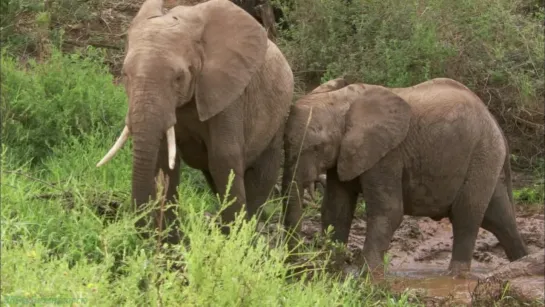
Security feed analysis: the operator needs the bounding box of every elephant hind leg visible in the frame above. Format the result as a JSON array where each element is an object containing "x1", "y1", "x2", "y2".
[
  {"x1": 448, "y1": 156, "x2": 502, "y2": 276},
  {"x1": 244, "y1": 130, "x2": 283, "y2": 219},
  {"x1": 481, "y1": 181, "x2": 529, "y2": 261}
]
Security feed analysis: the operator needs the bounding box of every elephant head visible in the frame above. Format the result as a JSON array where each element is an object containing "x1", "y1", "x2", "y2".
[
  {"x1": 282, "y1": 79, "x2": 412, "y2": 230},
  {"x1": 96, "y1": 0, "x2": 268, "y2": 211}
]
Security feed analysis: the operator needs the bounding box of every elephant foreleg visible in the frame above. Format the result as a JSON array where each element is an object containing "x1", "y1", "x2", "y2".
[
  {"x1": 205, "y1": 105, "x2": 248, "y2": 232},
  {"x1": 154, "y1": 137, "x2": 182, "y2": 245},
  {"x1": 202, "y1": 170, "x2": 218, "y2": 194},
  {"x1": 244, "y1": 131, "x2": 283, "y2": 219},
  {"x1": 321, "y1": 168, "x2": 359, "y2": 244},
  {"x1": 360, "y1": 156, "x2": 404, "y2": 275},
  {"x1": 208, "y1": 152, "x2": 246, "y2": 233}
]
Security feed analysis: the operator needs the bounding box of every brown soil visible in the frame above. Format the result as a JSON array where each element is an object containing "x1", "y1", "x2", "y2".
[
  {"x1": 472, "y1": 249, "x2": 545, "y2": 306},
  {"x1": 296, "y1": 210, "x2": 544, "y2": 305}
]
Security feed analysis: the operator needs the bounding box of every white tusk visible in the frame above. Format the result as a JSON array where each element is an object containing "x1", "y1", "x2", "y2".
[
  {"x1": 318, "y1": 174, "x2": 327, "y2": 186},
  {"x1": 166, "y1": 126, "x2": 176, "y2": 170},
  {"x1": 308, "y1": 182, "x2": 316, "y2": 202},
  {"x1": 96, "y1": 126, "x2": 130, "y2": 167}
]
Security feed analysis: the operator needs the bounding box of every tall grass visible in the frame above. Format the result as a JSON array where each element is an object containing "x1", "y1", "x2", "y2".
[
  {"x1": 1, "y1": 47, "x2": 419, "y2": 306},
  {"x1": 1, "y1": 47, "x2": 127, "y2": 166}
]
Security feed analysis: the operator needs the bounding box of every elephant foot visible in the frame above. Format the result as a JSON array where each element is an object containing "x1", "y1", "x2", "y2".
[
  {"x1": 342, "y1": 263, "x2": 387, "y2": 282},
  {"x1": 342, "y1": 264, "x2": 363, "y2": 278},
  {"x1": 444, "y1": 261, "x2": 480, "y2": 279}
]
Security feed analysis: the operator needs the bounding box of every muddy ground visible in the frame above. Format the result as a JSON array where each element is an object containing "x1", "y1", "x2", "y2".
[{"x1": 294, "y1": 210, "x2": 544, "y2": 305}]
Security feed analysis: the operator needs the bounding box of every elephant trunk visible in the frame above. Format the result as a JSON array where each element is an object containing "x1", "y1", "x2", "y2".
[
  {"x1": 128, "y1": 92, "x2": 176, "y2": 208},
  {"x1": 96, "y1": 89, "x2": 178, "y2": 234},
  {"x1": 130, "y1": 124, "x2": 162, "y2": 212},
  {"x1": 281, "y1": 163, "x2": 305, "y2": 234}
]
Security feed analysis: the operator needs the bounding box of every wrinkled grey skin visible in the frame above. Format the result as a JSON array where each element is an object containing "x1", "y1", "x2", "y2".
[
  {"x1": 282, "y1": 77, "x2": 528, "y2": 276},
  {"x1": 98, "y1": 0, "x2": 293, "y2": 243}
]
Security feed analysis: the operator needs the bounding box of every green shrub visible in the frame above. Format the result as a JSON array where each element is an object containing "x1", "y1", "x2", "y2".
[
  {"x1": 1, "y1": 46, "x2": 127, "y2": 166},
  {"x1": 276, "y1": 0, "x2": 454, "y2": 87},
  {"x1": 1, "y1": 151, "x2": 418, "y2": 306}
]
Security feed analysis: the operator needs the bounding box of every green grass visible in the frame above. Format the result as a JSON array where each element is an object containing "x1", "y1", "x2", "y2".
[
  {"x1": 1, "y1": 47, "x2": 127, "y2": 166},
  {"x1": 0, "y1": 150, "x2": 417, "y2": 306},
  {"x1": 1, "y1": 47, "x2": 420, "y2": 306}
]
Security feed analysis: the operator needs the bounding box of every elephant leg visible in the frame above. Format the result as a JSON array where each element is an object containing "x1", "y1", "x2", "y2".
[
  {"x1": 202, "y1": 170, "x2": 218, "y2": 194},
  {"x1": 481, "y1": 181, "x2": 528, "y2": 261},
  {"x1": 448, "y1": 160, "x2": 500, "y2": 276},
  {"x1": 360, "y1": 156, "x2": 404, "y2": 274},
  {"x1": 154, "y1": 137, "x2": 182, "y2": 245},
  {"x1": 321, "y1": 168, "x2": 359, "y2": 244},
  {"x1": 244, "y1": 131, "x2": 283, "y2": 218},
  {"x1": 206, "y1": 117, "x2": 247, "y2": 233},
  {"x1": 208, "y1": 153, "x2": 246, "y2": 232}
]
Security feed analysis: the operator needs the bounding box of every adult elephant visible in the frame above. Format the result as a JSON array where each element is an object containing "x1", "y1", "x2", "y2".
[
  {"x1": 97, "y1": 0, "x2": 294, "y2": 244},
  {"x1": 281, "y1": 77, "x2": 528, "y2": 277}
]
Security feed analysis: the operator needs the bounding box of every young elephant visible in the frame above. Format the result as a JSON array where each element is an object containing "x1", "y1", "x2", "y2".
[{"x1": 281, "y1": 77, "x2": 528, "y2": 276}]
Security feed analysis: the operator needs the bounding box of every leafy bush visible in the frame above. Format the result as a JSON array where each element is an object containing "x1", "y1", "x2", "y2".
[
  {"x1": 1, "y1": 148, "x2": 418, "y2": 306},
  {"x1": 1, "y1": 46, "x2": 127, "y2": 166}
]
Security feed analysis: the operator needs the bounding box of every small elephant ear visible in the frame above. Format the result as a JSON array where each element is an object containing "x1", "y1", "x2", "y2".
[
  {"x1": 309, "y1": 77, "x2": 350, "y2": 95},
  {"x1": 337, "y1": 86, "x2": 412, "y2": 181},
  {"x1": 195, "y1": 0, "x2": 268, "y2": 121}
]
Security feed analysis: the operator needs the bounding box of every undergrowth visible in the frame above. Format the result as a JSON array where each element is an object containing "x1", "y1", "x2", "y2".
[
  {"x1": 1, "y1": 47, "x2": 126, "y2": 166},
  {"x1": 1, "y1": 48, "x2": 418, "y2": 306}
]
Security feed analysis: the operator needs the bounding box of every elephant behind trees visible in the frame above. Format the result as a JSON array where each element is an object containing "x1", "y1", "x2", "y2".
[
  {"x1": 96, "y1": 0, "x2": 294, "y2": 244},
  {"x1": 281, "y1": 77, "x2": 528, "y2": 277}
]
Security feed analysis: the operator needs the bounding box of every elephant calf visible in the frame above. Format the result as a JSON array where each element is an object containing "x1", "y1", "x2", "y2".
[{"x1": 281, "y1": 77, "x2": 528, "y2": 276}]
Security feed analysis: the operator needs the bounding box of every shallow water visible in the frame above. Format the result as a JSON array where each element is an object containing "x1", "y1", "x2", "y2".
[
  {"x1": 386, "y1": 268, "x2": 480, "y2": 302},
  {"x1": 298, "y1": 213, "x2": 545, "y2": 303}
]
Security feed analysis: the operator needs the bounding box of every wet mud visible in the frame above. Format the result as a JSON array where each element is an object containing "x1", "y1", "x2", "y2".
[{"x1": 298, "y1": 212, "x2": 545, "y2": 305}]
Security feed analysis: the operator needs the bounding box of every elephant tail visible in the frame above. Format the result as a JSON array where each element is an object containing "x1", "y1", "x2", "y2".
[{"x1": 502, "y1": 134, "x2": 515, "y2": 206}]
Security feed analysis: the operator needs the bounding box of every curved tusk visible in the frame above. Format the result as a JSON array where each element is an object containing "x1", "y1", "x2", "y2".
[
  {"x1": 166, "y1": 126, "x2": 176, "y2": 170},
  {"x1": 308, "y1": 182, "x2": 316, "y2": 202},
  {"x1": 96, "y1": 126, "x2": 130, "y2": 167},
  {"x1": 318, "y1": 174, "x2": 327, "y2": 186}
]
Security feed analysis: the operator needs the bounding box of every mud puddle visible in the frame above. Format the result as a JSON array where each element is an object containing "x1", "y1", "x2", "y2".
[{"x1": 299, "y1": 212, "x2": 545, "y2": 304}]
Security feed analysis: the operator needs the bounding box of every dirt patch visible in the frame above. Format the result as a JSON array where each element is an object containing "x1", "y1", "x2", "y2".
[
  {"x1": 472, "y1": 250, "x2": 545, "y2": 306},
  {"x1": 297, "y1": 211, "x2": 545, "y2": 305}
]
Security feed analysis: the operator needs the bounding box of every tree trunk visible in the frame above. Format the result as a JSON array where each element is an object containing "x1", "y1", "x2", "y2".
[
  {"x1": 254, "y1": 0, "x2": 278, "y2": 41},
  {"x1": 173, "y1": 0, "x2": 280, "y2": 41}
]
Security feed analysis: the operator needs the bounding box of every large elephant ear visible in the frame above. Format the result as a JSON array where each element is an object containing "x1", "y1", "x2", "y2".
[
  {"x1": 195, "y1": 0, "x2": 268, "y2": 121},
  {"x1": 337, "y1": 86, "x2": 412, "y2": 181}
]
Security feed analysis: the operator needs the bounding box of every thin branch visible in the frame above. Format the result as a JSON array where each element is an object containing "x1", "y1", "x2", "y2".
[
  {"x1": 2, "y1": 170, "x2": 64, "y2": 191},
  {"x1": 63, "y1": 39, "x2": 123, "y2": 50}
]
